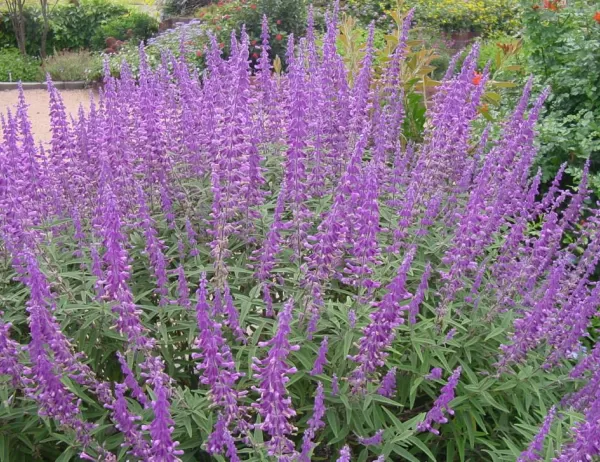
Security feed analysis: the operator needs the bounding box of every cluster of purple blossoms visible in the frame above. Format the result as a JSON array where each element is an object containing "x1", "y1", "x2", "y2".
[
  {"x1": 0, "y1": 0, "x2": 600, "y2": 459},
  {"x1": 417, "y1": 367, "x2": 462, "y2": 435},
  {"x1": 251, "y1": 299, "x2": 300, "y2": 460}
]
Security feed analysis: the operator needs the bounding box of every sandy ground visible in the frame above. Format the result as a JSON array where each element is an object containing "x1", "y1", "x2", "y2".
[{"x1": 0, "y1": 89, "x2": 98, "y2": 142}]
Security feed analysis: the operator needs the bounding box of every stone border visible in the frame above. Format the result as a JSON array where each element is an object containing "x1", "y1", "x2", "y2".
[{"x1": 0, "y1": 81, "x2": 93, "y2": 91}]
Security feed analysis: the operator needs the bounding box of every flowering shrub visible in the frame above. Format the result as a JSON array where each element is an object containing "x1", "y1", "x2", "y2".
[
  {"x1": 2, "y1": 4, "x2": 600, "y2": 462},
  {"x1": 522, "y1": 0, "x2": 600, "y2": 195},
  {"x1": 345, "y1": 0, "x2": 521, "y2": 35}
]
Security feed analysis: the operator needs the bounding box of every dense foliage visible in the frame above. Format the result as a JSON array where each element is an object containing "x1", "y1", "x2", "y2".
[
  {"x1": 0, "y1": 47, "x2": 41, "y2": 81},
  {"x1": 2, "y1": 4, "x2": 600, "y2": 462},
  {"x1": 344, "y1": 0, "x2": 521, "y2": 35},
  {"x1": 0, "y1": 0, "x2": 157, "y2": 56},
  {"x1": 42, "y1": 50, "x2": 103, "y2": 82},
  {"x1": 522, "y1": 0, "x2": 600, "y2": 195},
  {"x1": 91, "y1": 11, "x2": 159, "y2": 50}
]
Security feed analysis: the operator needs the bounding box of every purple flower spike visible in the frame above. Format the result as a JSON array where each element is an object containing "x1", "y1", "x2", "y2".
[
  {"x1": 251, "y1": 299, "x2": 299, "y2": 460},
  {"x1": 311, "y1": 336, "x2": 329, "y2": 376},
  {"x1": 207, "y1": 413, "x2": 241, "y2": 462},
  {"x1": 332, "y1": 374, "x2": 340, "y2": 396},
  {"x1": 357, "y1": 429, "x2": 384, "y2": 446},
  {"x1": 300, "y1": 382, "x2": 326, "y2": 462},
  {"x1": 0, "y1": 316, "x2": 22, "y2": 386},
  {"x1": 426, "y1": 367, "x2": 443, "y2": 381},
  {"x1": 141, "y1": 357, "x2": 183, "y2": 462},
  {"x1": 417, "y1": 367, "x2": 462, "y2": 435},
  {"x1": 518, "y1": 406, "x2": 556, "y2": 462},
  {"x1": 337, "y1": 445, "x2": 351, "y2": 462},
  {"x1": 378, "y1": 367, "x2": 397, "y2": 398},
  {"x1": 223, "y1": 282, "x2": 246, "y2": 343}
]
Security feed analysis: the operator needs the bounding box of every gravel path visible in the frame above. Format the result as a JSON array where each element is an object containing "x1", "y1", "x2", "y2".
[{"x1": 0, "y1": 89, "x2": 97, "y2": 142}]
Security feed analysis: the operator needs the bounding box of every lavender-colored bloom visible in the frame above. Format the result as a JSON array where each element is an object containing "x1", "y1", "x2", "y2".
[
  {"x1": 408, "y1": 263, "x2": 431, "y2": 325},
  {"x1": 426, "y1": 367, "x2": 443, "y2": 381},
  {"x1": 518, "y1": 406, "x2": 556, "y2": 462},
  {"x1": 300, "y1": 382, "x2": 326, "y2": 462},
  {"x1": 358, "y1": 429, "x2": 384, "y2": 446},
  {"x1": 97, "y1": 183, "x2": 153, "y2": 350},
  {"x1": 175, "y1": 265, "x2": 191, "y2": 308},
  {"x1": 206, "y1": 413, "x2": 241, "y2": 462},
  {"x1": 417, "y1": 367, "x2": 462, "y2": 435},
  {"x1": 378, "y1": 367, "x2": 397, "y2": 397},
  {"x1": 192, "y1": 274, "x2": 246, "y2": 427},
  {"x1": 311, "y1": 336, "x2": 329, "y2": 376},
  {"x1": 137, "y1": 187, "x2": 169, "y2": 305},
  {"x1": 0, "y1": 316, "x2": 22, "y2": 386},
  {"x1": 348, "y1": 309, "x2": 357, "y2": 328},
  {"x1": 141, "y1": 356, "x2": 183, "y2": 462},
  {"x1": 223, "y1": 283, "x2": 246, "y2": 343},
  {"x1": 332, "y1": 374, "x2": 340, "y2": 396},
  {"x1": 349, "y1": 248, "x2": 415, "y2": 391},
  {"x1": 116, "y1": 351, "x2": 149, "y2": 408},
  {"x1": 251, "y1": 299, "x2": 299, "y2": 460},
  {"x1": 104, "y1": 383, "x2": 151, "y2": 459},
  {"x1": 337, "y1": 445, "x2": 352, "y2": 462}
]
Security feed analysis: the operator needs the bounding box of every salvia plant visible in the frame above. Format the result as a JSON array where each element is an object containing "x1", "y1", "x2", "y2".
[{"x1": 0, "y1": 2, "x2": 599, "y2": 461}]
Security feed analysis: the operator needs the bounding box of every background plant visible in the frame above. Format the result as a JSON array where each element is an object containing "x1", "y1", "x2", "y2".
[
  {"x1": 42, "y1": 49, "x2": 103, "y2": 81},
  {"x1": 344, "y1": 0, "x2": 521, "y2": 36},
  {"x1": 91, "y1": 11, "x2": 159, "y2": 50},
  {"x1": 522, "y1": 0, "x2": 600, "y2": 195},
  {"x1": 0, "y1": 46, "x2": 41, "y2": 80}
]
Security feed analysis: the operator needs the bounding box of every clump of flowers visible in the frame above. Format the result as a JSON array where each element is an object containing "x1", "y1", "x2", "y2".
[{"x1": 0, "y1": 2, "x2": 599, "y2": 461}]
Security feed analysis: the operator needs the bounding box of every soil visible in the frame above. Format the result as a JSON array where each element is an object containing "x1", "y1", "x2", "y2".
[{"x1": 0, "y1": 89, "x2": 97, "y2": 142}]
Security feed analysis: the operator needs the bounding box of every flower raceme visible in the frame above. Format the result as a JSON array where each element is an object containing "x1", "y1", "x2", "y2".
[{"x1": 0, "y1": 2, "x2": 599, "y2": 460}]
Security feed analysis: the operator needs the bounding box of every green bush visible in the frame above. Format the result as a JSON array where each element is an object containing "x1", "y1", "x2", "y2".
[
  {"x1": 345, "y1": 0, "x2": 521, "y2": 35},
  {"x1": 92, "y1": 12, "x2": 159, "y2": 50},
  {"x1": 0, "y1": 47, "x2": 42, "y2": 81},
  {"x1": 522, "y1": 0, "x2": 600, "y2": 194},
  {"x1": 1, "y1": 0, "x2": 159, "y2": 57},
  {"x1": 0, "y1": 7, "x2": 54, "y2": 56},
  {"x1": 51, "y1": 0, "x2": 130, "y2": 51},
  {"x1": 42, "y1": 50, "x2": 103, "y2": 82},
  {"x1": 194, "y1": 0, "x2": 309, "y2": 65}
]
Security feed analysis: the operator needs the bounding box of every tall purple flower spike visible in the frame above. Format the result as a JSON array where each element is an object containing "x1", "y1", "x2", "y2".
[
  {"x1": 251, "y1": 299, "x2": 299, "y2": 460},
  {"x1": 417, "y1": 366, "x2": 462, "y2": 435}
]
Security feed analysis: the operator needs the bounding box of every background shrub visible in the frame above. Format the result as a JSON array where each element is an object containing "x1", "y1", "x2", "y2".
[
  {"x1": 42, "y1": 50, "x2": 103, "y2": 81},
  {"x1": 521, "y1": 0, "x2": 600, "y2": 195},
  {"x1": 345, "y1": 0, "x2": 521, "y2": 36},
  {"x1": 0, "y1": 47, "x2": 42, "y2": 81},
  {"x1": 49, "y1": 0, "x2": 129, "y2": 51},
  {"x1": 91, "y1": 11, "x2": 159, "y2": 50},
  {"x1": 0, "y1": 0, "x2": 156, "y2": 56}
]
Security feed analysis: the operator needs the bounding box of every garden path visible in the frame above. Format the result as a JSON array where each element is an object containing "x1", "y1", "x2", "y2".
[{"x1": 0, "y1": 88, "x2": 97, "y2": 141}]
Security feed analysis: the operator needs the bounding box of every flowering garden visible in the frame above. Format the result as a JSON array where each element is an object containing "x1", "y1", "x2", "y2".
[{"x1": 1, "y1": 1, "x2": 600, "y2": 461}]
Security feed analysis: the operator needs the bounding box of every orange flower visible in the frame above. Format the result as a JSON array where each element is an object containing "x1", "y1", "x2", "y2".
[
  {"x1": 594, "y1": 11, "x2": 600, "y2": 23},
  {"x1": 250, "y1": 3, "x2": 257, "y2": 9},
  {"x1": 472, "y1": 72, "x2": 483, "y2": 86},
  {"x1": 196, "y1": 50, "x2": 203, "y2": 58},
  {"x1": 543, "y1": 0, "x2": 559, "y2": 11},
  {"x1": 275, "y1": 34, "x2": 283, "y2": 41}
]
